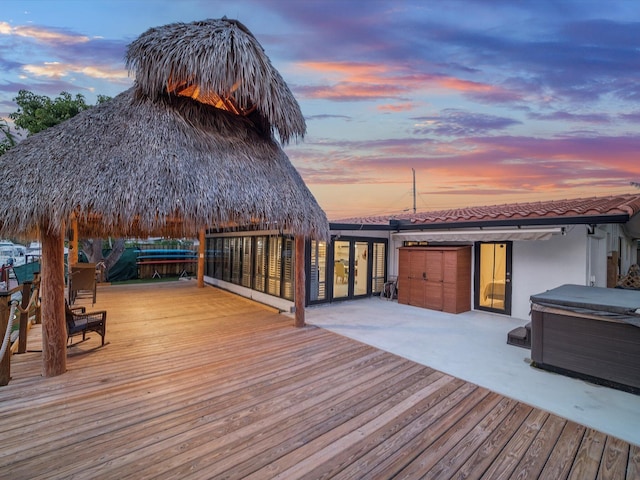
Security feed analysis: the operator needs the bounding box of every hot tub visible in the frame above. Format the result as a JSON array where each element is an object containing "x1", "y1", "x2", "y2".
[{"x1": 530, "y1": 284, "x2": 640, "y2": 394}]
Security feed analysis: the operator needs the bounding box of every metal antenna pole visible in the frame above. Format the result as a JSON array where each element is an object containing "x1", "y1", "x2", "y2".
[{"x1": 412, "y1": 168, "x2": 416, "y2": 214}]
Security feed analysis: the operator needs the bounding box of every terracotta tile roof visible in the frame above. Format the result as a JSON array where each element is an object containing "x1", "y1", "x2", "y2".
[{"x1": 331, "y1": 193, "x2": 640, "y2": 226}]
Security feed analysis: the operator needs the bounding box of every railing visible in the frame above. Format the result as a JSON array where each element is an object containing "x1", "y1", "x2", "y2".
[{"x1": 0, "y1": 273, "x2": 41, "y2": 386}]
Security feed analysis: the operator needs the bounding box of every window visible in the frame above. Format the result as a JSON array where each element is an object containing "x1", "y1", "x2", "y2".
[
  {"x1": 371, "y1": 242, "x2": 386, "y2": 294},
  {"x1": 310, "y1": 240, "x2": 327, "y2": 302},
  {"x1": 205, "y1": 237, "x2": 215, "y2": 277},
  {"x1": 230, "y1": 237, "x2": 242, "y2": 285},
  {"x1": 254, "y1": 236, "x2": 267, "y2": 292},
  {"x1": 267, "y1": 236, "x2": 282, "y2": 296},
  {"x1": 281, "y1": 237, "x2": 294, "y2": 300},
  {"x1": 208, "y1": 237, "x2": 223, "y2": 279},
  {"x1": 222, "y1": 237, "x2": 232, "y2": 282},
  {"x1": 241, "y1": 237, "x2": 253, "y2": 288}
]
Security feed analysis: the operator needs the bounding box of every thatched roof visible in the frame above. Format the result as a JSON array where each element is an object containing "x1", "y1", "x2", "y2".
[
  {"x1": 0, "y1": 18, "x2": 328, "y2": 240},
  {"x1": 126, "y1": 17, "x2": 305, "y2": 144}
]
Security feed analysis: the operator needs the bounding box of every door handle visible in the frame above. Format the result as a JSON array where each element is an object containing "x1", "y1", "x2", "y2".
[{"x1": 422, "y1": 272, "x2": 427, "y2": 280}]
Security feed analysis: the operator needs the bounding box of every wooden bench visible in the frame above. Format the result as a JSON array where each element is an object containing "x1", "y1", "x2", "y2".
[{"x1": 65, "y1": 303, "x2": 107, "y2": 346}]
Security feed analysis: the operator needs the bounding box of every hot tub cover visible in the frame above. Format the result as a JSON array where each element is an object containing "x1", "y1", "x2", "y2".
[{"x1": 530, "y1": 284, "x2": 640, "y2": 327}]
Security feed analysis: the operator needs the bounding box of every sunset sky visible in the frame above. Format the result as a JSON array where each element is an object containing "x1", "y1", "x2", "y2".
[{"x1": 1, "y1": 0, "x2": 639, "y2": 219}]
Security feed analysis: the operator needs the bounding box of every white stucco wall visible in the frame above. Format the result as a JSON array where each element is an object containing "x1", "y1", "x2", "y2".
[{"x1": 510, "y1": 226, "x2": 588, "y2": 320}]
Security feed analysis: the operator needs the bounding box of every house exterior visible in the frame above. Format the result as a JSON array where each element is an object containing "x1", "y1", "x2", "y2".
[{"x1": 204, "y1": 194, "x2": 640, "y2": 321}]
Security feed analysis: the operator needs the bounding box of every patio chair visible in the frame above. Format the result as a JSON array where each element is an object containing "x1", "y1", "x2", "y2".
[
  {"x1": 65, "y1": 301, "x2": 107, "y2": 346},
  {"x1": 68, "y1": 263, "x2": 97, "y2": 304}
]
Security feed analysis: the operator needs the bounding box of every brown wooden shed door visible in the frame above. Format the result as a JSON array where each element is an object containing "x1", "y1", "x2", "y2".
[
  {"x1": 399, "y1": 249, "x2": 420, "y2": 306},
  {"x1": 424, "y1": 250, "x2": 443, "y2": 310},
  {"x1": 399, "y1": 246, "x2": 471, "y2": 313},
  {"x1": 399, "y1": 248, "x2": 444, "y2": 309}
]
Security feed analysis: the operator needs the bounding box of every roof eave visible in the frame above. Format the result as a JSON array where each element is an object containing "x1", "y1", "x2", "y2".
[
  {"x1": 389, "y1": 214, "x2": 631, "y2": 231},
  {"x1": 329, "y1": 222, "x2": 394, "y2": 231}
]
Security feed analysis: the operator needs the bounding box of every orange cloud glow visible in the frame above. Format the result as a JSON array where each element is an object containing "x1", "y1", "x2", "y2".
[
  {"x1": 0, "y1": 22, "x2": 89, "y2": 44},
  {"x1": 23, "y1": 62, "x2": 128, "y2": 81}
]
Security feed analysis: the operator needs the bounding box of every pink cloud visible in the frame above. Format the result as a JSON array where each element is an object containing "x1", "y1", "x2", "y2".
[
  {"x1": 377, "y1": 102, "x2": 417, "y2": 112},
  {"x1": 294, "y1": 61, "x2": 508, "y2": 102}
]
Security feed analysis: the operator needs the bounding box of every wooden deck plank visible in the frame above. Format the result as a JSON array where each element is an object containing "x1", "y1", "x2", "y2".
[
  {"x1": 9, "y1": 348, "x2": 398, "y2": 479},
  {"x1": 212, "y1": 366, "x2": 438, "y2": 479},
  {"x1": 109, "y1": 357, "x2": 422, "y2": 479},
  {"x1": 162, "y1": 369, "x2": 448, "y2": 480},
  {"x1": 597, "y1": 436, "x2": 629, "y2": 480},
  {"x1": 1, "y1": 340, "x2": 376, "y2": 465},
  {"x1": 628, "y1": 445, "x2": 640, "y2": 480},
  {"x1": 252, "y1": 375, "x2": 465, "y2": 480},
  {"x1": 393, "y1": 396, "x2": 520, "y2": 478},
  {"x1": 474, "y1": 409, "x2": 549, "y2": 479},
  {"x1": 538, "y1": 420, "x2": 587, "y2": 480},
  {"x1": 420, "y1": 399, "x2": 531, "y2": 479},
  {"x1": 338, "y1": 386, "x2": 495, "y2": 479},
  {"x1": 509, "y1": 414, "x2": 567, "y2": 479},
  {"x1": 0, "y1": 282, "x2": 636, "y2": 480},
  {"x1": 568, "y1": 428, "x2": 608, "y2": 480}
]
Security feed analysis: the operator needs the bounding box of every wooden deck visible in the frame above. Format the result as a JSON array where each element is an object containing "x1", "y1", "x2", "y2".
[{"x1": 1, "y1": 281, "x2": 638, "y2": 479}]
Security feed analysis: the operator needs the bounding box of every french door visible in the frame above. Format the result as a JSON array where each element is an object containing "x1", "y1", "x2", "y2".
[
  {"x1": 332, "y1": 240, "x2": 372, "y2": 299},
  {"x1": 474, "y1": 242, "x2": 512, "y2": 315},
  {"x1": 307, "y1": 237, "x2": 387, "y2": 304}
]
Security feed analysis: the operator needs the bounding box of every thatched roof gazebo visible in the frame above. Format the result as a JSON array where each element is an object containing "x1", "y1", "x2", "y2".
[{"x1": 0, "y1": 18, "x2": 328, "y2": 377}]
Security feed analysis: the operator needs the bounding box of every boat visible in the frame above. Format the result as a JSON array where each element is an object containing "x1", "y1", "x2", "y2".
[{"x1": 0, "y1": 240, "x2": 25, "y2": 267}]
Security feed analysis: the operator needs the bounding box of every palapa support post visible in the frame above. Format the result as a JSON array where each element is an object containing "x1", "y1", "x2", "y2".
[
  {"x1": 41, "y1": 224, "x2": 67, "y2": 377},
  {"x1": 197, "y1": 228, "x2": 205, "y2": 288},
  {"x1": 294, "y1": 236, "x2": 305, "y2": 328},
  {"x1": 17, "y1": 281, "x2": 32, "y2": 354}
]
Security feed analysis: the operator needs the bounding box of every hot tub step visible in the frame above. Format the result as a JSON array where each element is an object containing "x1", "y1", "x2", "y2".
[{"x1": 507, "y1": 326, "x2": 531, "y2": 348}]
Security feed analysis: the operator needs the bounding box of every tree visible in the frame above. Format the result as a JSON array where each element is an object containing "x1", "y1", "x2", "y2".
[
  {"x1": 81, "y1": 238, "x2": 127, "y2": 282},
  {"x1": 8, "y1": 90, "x2": 125, "y2": 278},
  {"x1": 9, "y1": 90, "x2": 110, "y2": 135},
  {"x1": 0, "y1": 119, "x2": 17, "y2": 155},
  {"x1": 632, "y1": 182, "x2": 640, "y2": 189}
]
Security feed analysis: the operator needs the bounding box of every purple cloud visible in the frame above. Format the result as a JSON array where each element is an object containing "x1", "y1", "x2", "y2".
[{"x1": 412, "y1": 109, "x2": 521, "y2": 136}]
